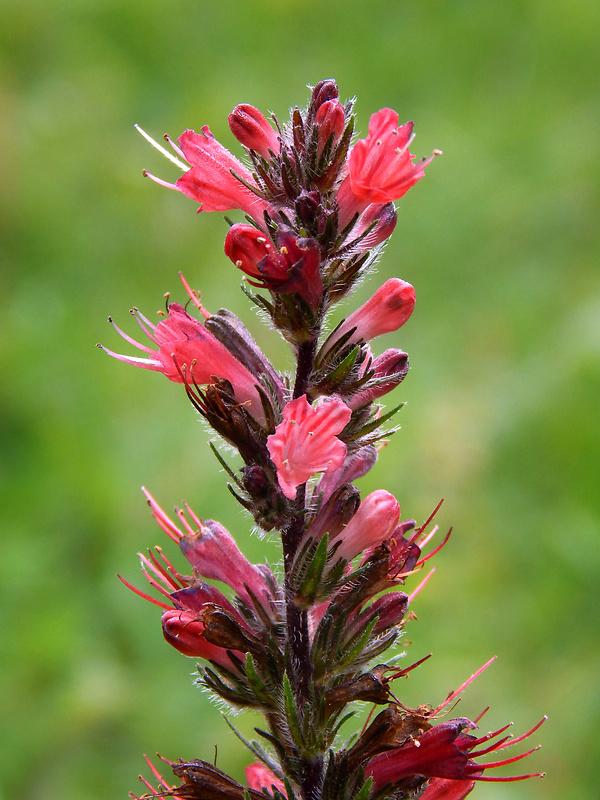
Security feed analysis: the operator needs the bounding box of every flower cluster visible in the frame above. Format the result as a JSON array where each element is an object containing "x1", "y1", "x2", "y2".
[{"x1": 103, "y1": 80, "x2": 544, "y2": 800}]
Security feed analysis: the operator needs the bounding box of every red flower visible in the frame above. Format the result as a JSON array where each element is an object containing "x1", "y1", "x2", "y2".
[
  {"x1": 100, "y1": 303, "x2": 265, "y2": 424},
  {"x1": 267, "y1": 395, "x2": 352, "y2": 499},
  {"x1": 337, "y1": 108, "x2": 440, "y2": 225},
  {"x1": 315, "y1": 98, "x2": 346, "y2": 154},
  {"x1": 138, "y1": 123, "x2": 271, "y2": 223},
  {"x1": 365, "y1": 715, "x2": 545, "y2": 790},
  {"x1": 228, "y1": 104, "x2": 281, "y2": 160},
  {"x1": 224, "y1": 224, "x2": 323, "y2": 308},
  {"x1": 175, "y1": 127, "x2": 271, "y2": 219}
]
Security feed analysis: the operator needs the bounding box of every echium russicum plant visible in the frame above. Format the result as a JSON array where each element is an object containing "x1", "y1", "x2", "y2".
[{"x1": 100, "y1": 80, "x2": 546, "y2": 800}]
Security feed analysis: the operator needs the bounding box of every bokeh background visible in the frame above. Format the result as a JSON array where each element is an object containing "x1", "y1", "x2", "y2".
[{"x1": 1, "y1": 0, "x2": 599, "y2": 798}]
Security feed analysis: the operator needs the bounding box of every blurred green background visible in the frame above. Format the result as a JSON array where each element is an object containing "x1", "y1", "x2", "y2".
[{"x1": 1, "y1": 0, "x2": 598, "y2": 798}]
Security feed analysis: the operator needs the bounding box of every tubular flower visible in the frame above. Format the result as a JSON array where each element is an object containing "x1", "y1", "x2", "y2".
[
  {"x1": 365, "y1": 715, "x2": 546, "y2": 790},
  {"x1": 100, "y1": 303, "x2": 266, "y2": 424},
  {"x1": 139, "y1": 488, "x2": 278, "y2": 614},
  {"x1": 141, "y1": 124, "x2": 271, "y2": 222},
  {"x1": 267, "y1": 395, "x2": 352, "y2": 499},
  {"x1": 330, "y1": 488, "x2": 400, "y2": 561},
  {"x1": 175, "y1": 128, "x2": 272, "y2": 220},
  {"x1": 228, "y1": 104, "x2": 281, "y2": 160},
  {"x1": 337, "y1": 107, "x2": 441, "y2": 225},
  {"x1": 330, "y1": 278, "x2": 415, "y2": 347}
]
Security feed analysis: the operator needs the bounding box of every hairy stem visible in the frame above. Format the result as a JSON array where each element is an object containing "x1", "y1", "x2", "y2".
[{"x1": 282, "y1": 331, "x2": 323, "y2": 800}]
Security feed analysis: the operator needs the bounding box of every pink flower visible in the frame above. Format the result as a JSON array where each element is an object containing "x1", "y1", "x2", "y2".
[
  {"x1": 141, "y1": 124, "x2": 271, "y2": 222},
  {"x1": 179, "y1": 518, "x2": 273, "y2": 610},
  {"x1": 331, "y1": 489, "x2": 400, "y2": 561},
  {"x1": 100, "y1": 303, "x2": 265, "y2": 424},
  {"x1": 228, "y1": 104, "x2": 281, "y2": 160},
  {"x1": 267, "y1": 395, "x2": 352, "y2": 500},
  {"x1": 224, "y1": 224, "x2": 323, "y2": 308},
  {"x1": 365, "y1": 716, "x2": 545, "y2": 789},
  {"x1": 329, "y1": 278, "x2": 415, "y2": 347},
  {"x1": 337, "y1": 108, "x2": 440, "y2": 225},
  {"x1": 245, "y1": 763, "x2": 285, "y2": 795},
  {"x1": 141, "y1": 488, "x2": 277, "y2": 613},
  {"x1": 175, "y1": 127, "x2": 271, "y2": 219}
]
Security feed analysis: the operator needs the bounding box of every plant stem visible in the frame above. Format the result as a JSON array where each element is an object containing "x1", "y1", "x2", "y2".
[{"x1": 282, "y1": 332, "x2": 323, "y2": 800}]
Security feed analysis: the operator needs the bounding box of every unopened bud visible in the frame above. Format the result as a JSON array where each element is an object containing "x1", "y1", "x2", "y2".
[
  {"x1": 161, "y1": 609, "x2": 243, "y2": 668},
  {"x1": 331, "y1": 278, "x2": 415, "y2": 347},
  {"x1": 316, "y1": 99, "x2": 346, "y2": 153},
  {"x1": 349, "y1": 202, "x2": 398, "y2": 251},
  {"x1": 332, "y1": 489, "x2": 400, "y2": 561},
  {"x1": 311, "y1": 79, "x2": 339, "y2": 113},
  {"x1": 348, "y1": 349, "x2": 409, "y2": 410},
  {"x1": 309, "y1": 483, "x2": 361, "y2": 541},
  {"x1": 228, "y1": 104, "x2": 280, "y2": 160}
]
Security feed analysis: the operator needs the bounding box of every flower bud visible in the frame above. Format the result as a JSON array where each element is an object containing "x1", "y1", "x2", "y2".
[
  {"x1": 228, "y1": 104, "x2": 280, "y2": 159},
  {"x1": 347, "y1": 348, "x2": 409, "y2": 410},
  {"x1": 308, "y1": 483, "x2": 361, "y2": 541},
  {"x1": 316, "y1": 99, "x2": 346, "y2": 153},
  {"x1": 348, "y1": 202, "x2": 398, "y2": 251},
  {"x1": 310, "y1": 79, "x2": 339, "y2": 114},
  {"x1": 331, "y1": 489, "x2": 400, "y2": 561},
  {"x1": 161, "y1": 609, "x2": 243, "y2": 668},
  {"x1": 330, "y1": 278, "x2": 415, "y2": 347},
  {"x1": 369, "y1": 590, "x2": 409, "y2": 633}
]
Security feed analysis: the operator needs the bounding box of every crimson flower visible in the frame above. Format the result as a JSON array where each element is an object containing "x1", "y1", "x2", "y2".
[
  {"x1": 365, "y1": 715, "x2": 545, "y2": 791},
  {"x1": 224, "y1": 224, "x2": 323, "y2": 308},
  {"x1": 267, "y1": 395, "x2": 352, "y2": 499}
]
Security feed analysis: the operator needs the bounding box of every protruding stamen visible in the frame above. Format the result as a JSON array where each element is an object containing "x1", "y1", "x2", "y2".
[
  {"x1": 434, "y1": 655, "x2": 497, "y2": 714},
  {"x1": 180, "y1": 272, "x2": 210, "y2": 318},
  {"x1": 408, "y1": 567, "x2": 435, "y2": 602},
  {"x1": 135, "y1": 124, "x2": 189, "y2": 171},
  {"x1": 118, "y1": 574, "x2": 172, "y2": 610}
]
